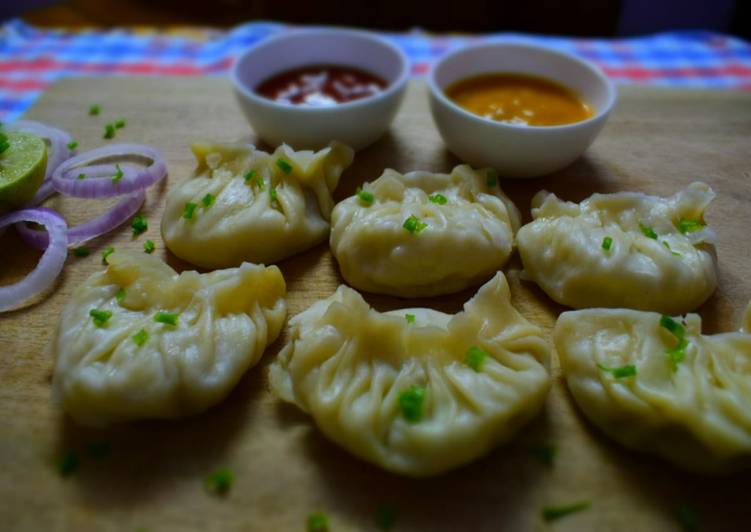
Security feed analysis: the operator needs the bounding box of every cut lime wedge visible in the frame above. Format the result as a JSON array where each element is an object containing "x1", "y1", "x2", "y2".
[{"x1": 0, "y1": 131, "x2": 48, "y2": 212}]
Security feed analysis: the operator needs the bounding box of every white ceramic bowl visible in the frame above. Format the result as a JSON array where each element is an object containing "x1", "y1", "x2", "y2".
[
  {"x1": 232, "y1": 28, "x2": 409, "y2": 151},
  {"x1": 428, "y1": 42, "x2": 617, "y2": 178}
]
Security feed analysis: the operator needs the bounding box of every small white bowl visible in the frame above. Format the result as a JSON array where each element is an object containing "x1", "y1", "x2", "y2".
[
  {"x1": 232, "y1": 28, "x2": 410, "y2": 151},
  {"x1": 428, "y1": 42, "x2": 617, "y2": 178}
]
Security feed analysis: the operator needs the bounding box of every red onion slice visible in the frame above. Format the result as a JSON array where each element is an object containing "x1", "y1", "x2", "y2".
[
  {"x1": 16, "y1": 190, "x2": 145, "y2": 250},
  {"x1": 7, "y1": 120, "x2": 75, "y2": 181},
  {"x1": 0, "y1": 208, "x2": 68, "y2": 312},
  {"x1": 52, "y1": 144, "x2": 167, "y2": 198}
]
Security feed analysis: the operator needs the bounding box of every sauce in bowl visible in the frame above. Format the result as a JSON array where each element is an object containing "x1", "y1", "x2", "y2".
[
  {"x1": 445, "y1": 73, "x2": 592, "y2": 126},
  {"x1": 256, "y1": 64, "x2": 388, "y2": 107}
]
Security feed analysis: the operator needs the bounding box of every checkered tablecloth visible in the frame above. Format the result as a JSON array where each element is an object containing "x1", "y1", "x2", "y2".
[{"x1": 1, "y1": 19, "x2": 750, "y2": 122}]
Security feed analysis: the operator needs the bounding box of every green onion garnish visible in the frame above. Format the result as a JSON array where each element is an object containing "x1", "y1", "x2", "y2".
[
  {"x1": 114, "y1": 118, "x2": 126, "y2": 129},
  {"x1": 403, "y1": 215, "x2": 427, "y2": 234},
  {"x1": 597, "y1": 363, "x2": 637, "y2": 378},
  {"x1": 602, "y1": 236, "x2": 613, "y2": 251},
  {"x1": 201, "y1": 193, "x2": 215, "y2": 208},
  {"x1": 375, "y1": 503, "x2": 396, "y2": 530},
  {"x1": 405, "y1": 313, "x2": 416, "y2": 324},
  {"x1": 269, "y1": 186, "x2": 278, "y2": 203},
  {"x1": 115, "y1": 287, "x2": 126, "y2": 303},
  {"x1": 103, "y1": 123, "x2": 116, "y2": 139},
  {"x1": 85, "y1": 441, "x2": 112, "y2": 460},
  {"x1": 677, "y1": 218, "x2": 705, "y2": 234},
  {"x1": 676, "y1": 503, "x2": 699, "y2": 532},
  {"x1": 660, "y1": 315, "x2": 685, "y2": 340},
  {"x1": 89, "y1": 308, "x2": 112, "y2": 327},
  {"x1": 486, "y1": 169, "x2": 498, "y2": 187},
  {"x1": 88, "y1": 104, "x2": 101, "y2": 116},
  {"x1": 112, "y1": 163, "x2": 124, "y2": 183},
  {"x1": 72, "y1": 246, "x2": 90, "y2": 257},
  {"x1": 154, "y1": 311, "x2": 178, "y2": 326},
  {"x1": 639, "y1": 223, "x2": 658, "y2": 239},
  {"x1": 67, "y1": 140, "x2": 78, "y2": 150},
  {"x1": 182, "y1": 202, "x2": 197, "y2": 219},
  {"x1": 663, "y1": 240, "x2": 682, "y2": 257},
  {"x1": 399, "y1": 385, "x2": 426, "y2": 423},
  {"x1": 307, "y1": 513, "x2": 329, "y2": 532},
  {"x1": 542, "y1": 500, "x2": 591, "y2": 521},
  {"x1": 660, "y1": 315, "x2": 688, "y2": 371},
  {"x1": 243, "y1": 169, "x2": 256, "y2": 183},
  {"x1": 429, "y1": 193, "x2": 448, "y2": 204},
  {"x1": 132, "y1": 328, "x2": 149, "y2": 346},
  {"x1": 131, "y1": 213, "x2": 147, "y2": 236},
  {"x1": 529, "y1": 443, "x2": 557, "y2": 467},
  {"x1": 77, "y1": 173, "x2": 86, "y2": 180},
  {"x1": 204, "y1": 467, "x2": 234, "y2": 496},
  {"x1": 101, "y1": 245, "x2": 114, "y2": 265},
  {"x1": 464, "y1": 346, "x2": 488, "y2": 371},
  {"x1": 356, "y1": 187, "x2": 375, "y2": 206},
  {"x1": 276, "y1": 158, "x2": 293, "y2": 174},
  {"x1": 58, "y1": 450, "x2": 79, "y2": 477},
  {"x1": 143, "y1": 239, "x2": 155, "y2": 254}
]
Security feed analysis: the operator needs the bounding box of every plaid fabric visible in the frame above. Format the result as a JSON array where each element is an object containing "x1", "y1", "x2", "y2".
[{"x1": 1, "y1": 19, "x2": 750, "y2": 122}]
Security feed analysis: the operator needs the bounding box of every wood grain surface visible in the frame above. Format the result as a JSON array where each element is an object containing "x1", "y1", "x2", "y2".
[{"x1": 1, "y1": 78, "x2": 750, "y2": 532}]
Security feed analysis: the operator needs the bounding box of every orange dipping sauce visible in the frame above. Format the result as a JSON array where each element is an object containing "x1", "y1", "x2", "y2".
[{"x1": 445, "y1": 73, "x2": 593, "y2": 126}]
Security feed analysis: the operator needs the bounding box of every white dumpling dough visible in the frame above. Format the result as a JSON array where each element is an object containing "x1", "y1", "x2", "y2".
[
  {"x1": 330, "y1": 165, "x2": 521, "y2": 297},
  {"x1": 161, "y1": 141, "x2": 353, "y2": 268},
  {"x1": 555, "y1": 304, "x2": 751, "y2": 473},
  {"x1": 52, "y1": 252, "x2": 287, "y2": 426},
  {"x1": 517, "y1": 182, "x2": 718, "y2": 314},
  {"x1": 269, "y1": 272, "x2": 550, "y2": 477}
]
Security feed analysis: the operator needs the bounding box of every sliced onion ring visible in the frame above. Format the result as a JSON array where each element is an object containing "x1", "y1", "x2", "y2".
[
  {"x1": 0, "y1": 208, "x2": 68, "y2": 312},
  {"x1": 16, "y1": 190, "x2": 145, "y2": 250},
  {"x1": 52, "y1": 144, "x2": 167, "y2": 198}
]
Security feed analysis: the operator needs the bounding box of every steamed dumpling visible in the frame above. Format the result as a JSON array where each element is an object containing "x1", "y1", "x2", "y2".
[
  {"x1": 517, "y1": 183, "x2": 717, "y2": 314},
  {"x1": 330, "y1": 165, "x2": 521, "y2": 297},
  {"x1": 555, "y1": 304, "x2": 751, "y2": 473},
  {"x1": 161, "y1": 141, "x2": 353, "y2": 268},
  {"x1": 269, "y1": 272, "x2": 550, "y2": 477},
  {"x1": 52, "y1": 252, "x2": 287, "y2": 426}
]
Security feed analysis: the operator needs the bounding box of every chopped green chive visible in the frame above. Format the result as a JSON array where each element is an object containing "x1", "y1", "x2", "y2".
[
  {"x1": 103, "y1": 123, "x2": 116, "y2": 139},
  {"x1": 639, "y1": 223, "x2": 658, "y2": 239},
  {"x1": 399, "y1": 385, "x2": 426, "y2": 423},
  {"x1": 114, "y1": 118, "x2": 126, "y2": 129},
  {"x1": 667, "y1": 338, "x2": 689, "y2": 371},
  {"x1": 678, "y1": 218, "x2": 705, "y2": 234},
  {"x1": 89, "y1": 308, "x2": 112, "y2": 327},
  {"x1": 403, "y1": 215, "x2": 427, "y2": 234},
  {"x1": 676, "y1": 504, "x2": 699, "y2": 532},
  {"x1": 143, "y1": 239, "x2": 155, "y2": 254},
  {"x1": 204, "y1": 468, "x2": 234, "y2": 496},
  {"x1": 663, "y1": 240, "x2": 682, "y2": 257},
  {"x1": 660, "y1": 315, "x2": 685, "y2": 340},
  {"x1": 85, "y1": 441, "x2": 112, "y2": 460},
  {"x1": 602, "y1": 236, "x2": 613, "y2": 251},
  {"x1": 0, "y1": 132, "x2": 9, "y2": 154},
  {"x1": 243, "y1": 169, "x2": 256, "y2": 182},
  {"x1": 356, "y1": 186, "x2": 375, "y2": 206},
  {"x1": 101, "y1": 245, "x2": 114, "y2": 265},
  {"x1": 154, "y1": 311, "x2": 178, "y2": 326},
  {"x1": 182, "y1": 202, "x2": 197, "y2": 220},
  {"x1": 269, "y1": 186, "x2": 278, "y2": 203},
  {"x1": 307, "y1": 512, "x2": 329, "y2": 532},
  {"x1": 465, "y1": 346, "x2": 488, "y2": 371},
  {"x1": 375, "y1": 503, "x2": 396, "y2": 530},
  {"x1": 112, "y1": 163, "x2": 124, "y2": 183},
  {"x1": 59, "y1": 450, "x2": 79, "y2": 477},
  {"x1": 115, "y1": 287, "x2": 126, "y2": 303},
  {"x1": 529, "y1": 443, "x2": 557, "y2": 467},
  {"x1": 67, "y1": 140, "x2": 78, "y2": 150},
  {"x1": 132, "y1": 328, "x2": 149, "y2": 346},
  {"x1": 276, "y1": 158, "x2": 293, "y2": 174},
  {"x1": 131, "y1": 213, "x2": 148, "y2": 236},
  {"x1": 597, "y1": 363, "x2": 637, "y2": 378},
  {"x1": 486, "y1": 169, "x2": 498, "y2": 187},
  {"x1": 405, "y1": 313, "x2": 416, "y2": 324},
  {"x1": 201, "y1": 193, "x2": 215, "y2": 208},
  {"x1": 88, "y1": 104, "x2": 101, "y2": 116},
  {"x1": 542, "y1": 500, "x2": 591, "y2": 521},
  {"x1": 429, "y1": 193, "x2": 448, "y2": 204},
  {"x1": 77, "y1": 173, "x2": 86, "y2": 180},
  {"x1": 72, "y1": 246, "x2": 90, "y2": 257}
]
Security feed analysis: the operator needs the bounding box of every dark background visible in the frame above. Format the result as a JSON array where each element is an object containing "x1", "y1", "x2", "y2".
[{"x1": 3, "y1": 0, "x2": 750, "y2": 39}]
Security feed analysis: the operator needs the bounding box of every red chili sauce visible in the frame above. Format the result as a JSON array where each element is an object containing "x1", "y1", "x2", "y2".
[{"x1": 255, "y1": 65, "x2": 388, "y2": 106}]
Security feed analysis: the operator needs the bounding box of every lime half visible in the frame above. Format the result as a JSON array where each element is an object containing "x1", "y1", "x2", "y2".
[{"x1": 0, "y1": 131, "x2": 48, "y2": 213}]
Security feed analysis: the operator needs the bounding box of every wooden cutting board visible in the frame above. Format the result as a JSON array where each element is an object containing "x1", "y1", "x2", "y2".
[{"x1": 1, "y1": 77, "x2": 750, "y2": 532}]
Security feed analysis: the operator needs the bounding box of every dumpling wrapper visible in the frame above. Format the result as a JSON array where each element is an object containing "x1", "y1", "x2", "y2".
[
  {"x1": 52, "y1": 252, "x2": 287, "y2": 427},
  {"x1": 517, "y1": 182, "x2": 717, "y2": 314},
  {"x1": 161, "y1": 141, "x2": 354, "y2": 268},
  {"x1": 555, "y1": 304, "x2": 751, "y2": 474},
  {"x1": 269, "y1": 272, "x2": 550, "y2": 477},
  {"x1": 330, "y1": 165, "x2": 521, "y2": 297}
]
